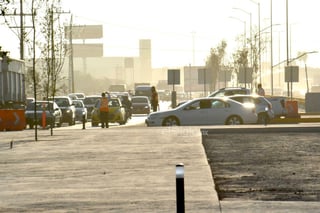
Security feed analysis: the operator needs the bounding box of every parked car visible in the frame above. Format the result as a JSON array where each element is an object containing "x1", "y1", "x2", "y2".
[
  {"x1": 25, "y1": 101, "x2": 62, "y2": 129},
  {"x1": 72, "y1": 99, "x2": 88, "y2": 122},
  {"x1": 208, "y1": 87, "x2": 251, "y2": 97},
  {"x1": 83, "y1": 95, "x2": 101, "y2": 119},
  {"x1": 91, "y1": 97, "x2": 127, "y2": 126},
  {"x1": 48, "y1": 96, "x2": 76, "y2": 126},
  {"x1": 227, "y1": 94, "x2": 275, "y2": 124},
  {"x1": 145, "y1": 97, "x2": 257, "y2": 126},
  {"x1": 112, "y1": 92, "x2": 132, "y2": 120},
  {"x1": 266, "y1": 96, "x2": 287, "y2": 118},
  {"x1": 131, "y1": 96, "x2": 151, "y2": 114}
]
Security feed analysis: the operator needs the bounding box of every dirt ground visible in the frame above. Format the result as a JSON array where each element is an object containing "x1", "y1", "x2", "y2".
[{"x1": 202, "y1": 131, "x2": 320, "y2": 201}]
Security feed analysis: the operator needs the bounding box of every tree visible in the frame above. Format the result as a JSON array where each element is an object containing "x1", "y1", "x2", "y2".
[
  {"x1": 205, "y1": 40, "x2": 227, "y2": 91},
  {"x1": 0, "y1": 0, "x2": 67, "y2": 99},
  {"x1": 36, "y1": 0, "x2": 66, "y2": 99}
]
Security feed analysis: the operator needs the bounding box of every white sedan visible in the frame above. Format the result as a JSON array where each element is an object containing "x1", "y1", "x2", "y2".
[{"x1": 145, "y1": 97, "x2": 258, "y2": 126}]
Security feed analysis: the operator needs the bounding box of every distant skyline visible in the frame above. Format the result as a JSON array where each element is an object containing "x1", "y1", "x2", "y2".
[{"x1": 1, "y1": 0, "x2": 319, "y2": 68}]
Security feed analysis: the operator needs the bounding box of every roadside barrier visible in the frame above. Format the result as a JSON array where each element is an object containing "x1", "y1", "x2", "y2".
[
  {"x1": 0, "y1": 109, "x2": 26, "y2": 131},
  {"x1": 285, "y1": 100, "x2": 299, "y2": 118}
]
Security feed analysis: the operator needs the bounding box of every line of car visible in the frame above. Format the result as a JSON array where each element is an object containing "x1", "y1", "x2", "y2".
[{"x1": 25, "y1": 92, "x2": 148, "y2": 129}]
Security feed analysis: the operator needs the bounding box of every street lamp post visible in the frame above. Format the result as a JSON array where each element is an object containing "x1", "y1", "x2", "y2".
[
  {"x1": 229, "y1": 16, "x2": 246, "y2": 48},
  {"x1": 233, "y1": 7, "x2": 252, "y2": 67},
  {"x1": 249, "y1": 0, "x2": 261, "y2": 83},
  {"x1": 270, "y1": 0, "x2": 274, "y2": 96}
]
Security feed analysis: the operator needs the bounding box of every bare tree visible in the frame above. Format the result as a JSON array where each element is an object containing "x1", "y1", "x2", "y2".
[
  {"x1": 0, "y1": 0, "x2": 67, "y2": 99},
  {"x1": 205, "y1": 40, "x2": 227, "y2": 91}
]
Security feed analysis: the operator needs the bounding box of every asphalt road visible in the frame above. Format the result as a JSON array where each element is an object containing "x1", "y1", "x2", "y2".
[{"x1": 202, "y1": 125, "x2": 320, "y2": 203}]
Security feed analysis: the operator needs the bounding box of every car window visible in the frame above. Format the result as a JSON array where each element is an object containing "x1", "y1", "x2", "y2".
[
  {"x1": 199, "y1": 100, "x2": 211, "y2": 109},
  {"x1": 26, "y1": 102, "x2": 53, "y2": 110},
  {"x1": 55, "y1": 98, "x2": 70, "y2": 107},
  {"x1": 132, "y1": 97, "x2": 148, "y2": 103},
  {"x1": 241, "y1": 97, "x2": 254, "y2": 104},
  {"x1": 73, "y1": 101, "x2": 83, "y2": 108},
  {"x1": 211, "y1": 100, "x2": 227, "y2": 108},
  {"x1": 84, "y1": 97, "x2": 101, "y2": 105},
  {"x1": 109, "y1": 100, "x2": 119, "y2": 107},
  {"x1": 184, "y1": 100, "x2": 200, "y2": 110}
]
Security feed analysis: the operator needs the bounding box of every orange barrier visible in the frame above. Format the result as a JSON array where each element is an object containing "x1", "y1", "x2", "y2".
[
  {"x1": 285, "y1": 100, "x2": 299, "y2": 118},
  {"x1": 0, "y1": 109, "x2": 26, "y2": 131}
]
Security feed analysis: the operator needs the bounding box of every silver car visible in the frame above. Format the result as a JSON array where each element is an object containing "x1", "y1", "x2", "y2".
[
  {"x1": 228, "y1": 94, "x2": 275, "y2": 124},
  {"x1": 145, "y1": 97, "x2": 257, "y2": 126}
]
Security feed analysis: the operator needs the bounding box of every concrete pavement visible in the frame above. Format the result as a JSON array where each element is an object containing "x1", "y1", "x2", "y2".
[
  {"x1": 0, "y1": 126, "x2": 219, "y2": 212},
  {"x1": 1, "y1": 123, "x2": 320, "y2": 212}
]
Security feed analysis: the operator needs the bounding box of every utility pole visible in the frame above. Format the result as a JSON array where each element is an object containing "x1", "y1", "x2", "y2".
[
  {"x1": 1, "y1": 0, "x2": 33, "y2": 60},
  {"x1": 68, "y1": 15, "x2": 75, "y2": 93},
  {"x1": 19, "y1": 0, "x2": 24, "y2": 60}
]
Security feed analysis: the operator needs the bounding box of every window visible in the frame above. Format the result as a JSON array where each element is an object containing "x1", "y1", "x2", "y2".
[{"x1": 212, "y1": 100, "x2": 226, "y2": 108}]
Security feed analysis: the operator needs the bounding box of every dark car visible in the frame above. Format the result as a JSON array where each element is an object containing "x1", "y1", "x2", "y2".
[
  {"x1": 49, "y1": 96, "x2": 76, "y2": 126},
  {"x1": 25, "y1": 101, "x2": 62, "y2": 129},
  {"x1": 72, "y1": 99, "x2": 88, "y2": 122},
  {"x1": 131, "y1": 96, "x2": 151, "y2": 114},
  {"x1": 83, "y1": 95, "x2": 101, "y2": 119}
]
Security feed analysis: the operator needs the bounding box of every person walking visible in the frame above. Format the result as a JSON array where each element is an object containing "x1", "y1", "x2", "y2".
[
  {"x1": 257, "y1": 83, "x2": 265, "y2": 96},
  {"x1": 99, "y1": 92, "x2": 109, "y2": 128},
  {"x1": 150, "y1": 86, "x2": 159, "y2": 112}
]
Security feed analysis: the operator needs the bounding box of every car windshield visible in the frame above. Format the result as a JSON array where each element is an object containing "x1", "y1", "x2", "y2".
[
  {"x1": 109, "y1": 99, "x2": 119, "y2": 107},
  {"x1": 132, "y1": 98, "x2": 148, "y2": 103},
  {"x1": 54, "y1": 98, "x2": 69, "y2": 107},
  {"x1": 83, "y1": 97, "x2": 100, "y2": 105},
  {"x1": 75, "y1": 94, "x2": 85, "y2": 99},
  {"x1": 73, "y1": 101, "x2": 83, "y2": 108},
  {"x1": 26, "y1": 102, "x2": 54, "y2": 110}
]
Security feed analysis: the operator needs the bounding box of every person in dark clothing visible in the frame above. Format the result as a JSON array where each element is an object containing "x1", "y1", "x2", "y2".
[
  {"x1": 99, "y1": 92, "x2": 109, "y2": 128},
  {"x1": 150, "y1": 86, "x2": 159, "y2": 112},
  {"x1": 122, "y1": 95, "x2": 132, "y2": 119}
]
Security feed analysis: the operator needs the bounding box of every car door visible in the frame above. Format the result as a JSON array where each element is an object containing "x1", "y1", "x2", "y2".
[
  {"x1": 207, "y1": 100, "x2": 232, "y2": 125},
  {"x1": 178, "y1": 99, "x2": 210, "y2": 125}
]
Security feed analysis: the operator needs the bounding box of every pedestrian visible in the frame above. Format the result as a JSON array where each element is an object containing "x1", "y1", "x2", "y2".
[
  {"x1": 150, "y1": 86, "x2": 159, "y2": 112},
  {"x1": 257, "y1": 83, "x2": 265, "y2": 96},
  {"x1": 99, "y1": 92, "x2": 109, "y2": 128}
]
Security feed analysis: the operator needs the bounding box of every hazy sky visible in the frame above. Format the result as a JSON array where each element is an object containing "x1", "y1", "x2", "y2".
[{"x1": 1, "y1": 0, "x2": 319, "y2": 68}]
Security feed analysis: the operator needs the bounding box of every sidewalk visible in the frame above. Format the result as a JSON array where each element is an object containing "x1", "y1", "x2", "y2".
[
  {"x1": 2, "y1": 124, "x2": 319, "y2": 212},
  {"x1": 0, "y1": 126, "x2": 220, "y2": 212}
]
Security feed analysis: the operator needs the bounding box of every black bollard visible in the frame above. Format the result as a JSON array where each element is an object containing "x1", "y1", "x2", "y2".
[
  {"x1": 176, "y1": 163, "x2": 185, "y2": 213},
  {"x1": 10, "y1": 140, "x2": 13, "y2": 149},
  {"x1": 82, "y1": 113, "x2": 86, "y2": 129}
]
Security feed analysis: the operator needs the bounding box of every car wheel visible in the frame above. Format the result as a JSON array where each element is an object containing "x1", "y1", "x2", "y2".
[
  {"x1": 162, "y1": 116, "x2": 180, "y2": 126},
  {"x1": 56, "y1": 119, "x2": 62, "y2": 127},
  {"x1": 257, "y1": 112, "x2": 269, "y2": 124},
  {"x1": 225, "y1": 115, "x2": 243, "y2": 125}
]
